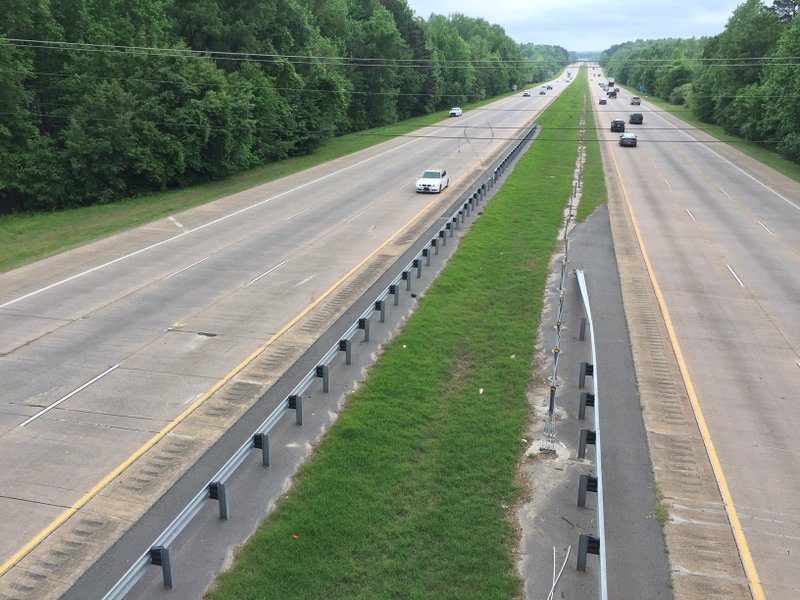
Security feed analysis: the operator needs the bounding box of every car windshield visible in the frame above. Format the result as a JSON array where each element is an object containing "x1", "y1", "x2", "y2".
[{"x1": 421, "y1": 171, "x2": 441, "y2": 178}]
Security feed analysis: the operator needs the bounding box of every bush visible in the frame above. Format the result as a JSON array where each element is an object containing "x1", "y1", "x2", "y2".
[{"x1": 668, "y1": 83, "x2": 692, "y2": 105}]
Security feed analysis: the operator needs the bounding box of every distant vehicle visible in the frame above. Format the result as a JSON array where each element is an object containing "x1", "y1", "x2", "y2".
[
  {"x1": 619, "y1": 132, "x2": 638, "y2": 147},
  {"x1": 546, "y1": 85, "x2": 553, "y2": 90},
  {"x1": 631, "y1": 96, "x2": 641, "y2": 105},
  {"x1": 610, "y1": 119, "x2": 625, "y2": 132},
  {"x1": 539, "y1": 89, "x2": 546, "y2": 95},
  {"x1": 416, "y1": 169, "x2": 449, "y2": 193},
  {"x1": 607, "y1": 90, "x2": 617, "y2": 98},
  {"x1": 599, "y1": 98, "x2": 607, "y2": 105},
  {"x1": 449, "y1": 107, "x2": 463, "y2": 117},
  {"x1": 522, "y1": 89, "x2": 531, "y2": 97},
  {"x1": 608, "y1": 77, "x2": 615, "y2": 87},
  {"x1": 629, "y1": 113, "x2": 643, "y2": 124}
]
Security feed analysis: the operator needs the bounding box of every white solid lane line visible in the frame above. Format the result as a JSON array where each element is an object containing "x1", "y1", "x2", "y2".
[
  {"x1": 726, "y1": 264, "x2": 745, "y2": 287},
  {"x1": 686, "y1": 209, "x2": 696, "y2": 221},
  {"x1": 247, "y1": 261, "x2": 287, "y2": 286},
  {"x1": 18, "y1": 364, "x2": 121, "y2": 428}
]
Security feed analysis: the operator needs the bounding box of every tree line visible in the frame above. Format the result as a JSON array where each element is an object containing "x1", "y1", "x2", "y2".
[
  {"x1": 1, "y1": 0, "x2": 570, "y2": 213},
  {"x1": 599, "y1": 0, "x2": 800, "y2": 162}
]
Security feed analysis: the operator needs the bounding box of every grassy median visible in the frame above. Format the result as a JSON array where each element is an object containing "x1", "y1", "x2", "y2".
[{"x1": 206, "y1": 74, "x2": 588, "y2": 599}]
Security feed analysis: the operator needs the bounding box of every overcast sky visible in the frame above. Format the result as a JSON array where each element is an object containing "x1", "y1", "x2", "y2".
[{"x1": 405, "y1": 0, "x2": 745, "y2": 52}]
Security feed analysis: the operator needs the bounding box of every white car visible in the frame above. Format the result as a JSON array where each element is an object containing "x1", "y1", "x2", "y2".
[
  {"x1": 522, "y1": 89, "x2": 531, "y2": 97},
  {"x1": 449, "y1": 107, "x2": 463, "y2": 117},
  {"x1": 415, "y1": 169, "x2": 449, "y2": 193}
]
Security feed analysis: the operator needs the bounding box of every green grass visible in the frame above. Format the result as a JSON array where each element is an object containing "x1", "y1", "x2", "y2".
[
  {"x1": 206, "y1": 74, "x2": 587, "y2": 600},
  {"x1": 619, "y1": 86, "x2": 800, "y2": 183},
  {"x1": 653, "y1": 485, "x2": 669, "y2": 527},
  {"x1": 0, "y1": 94, "x2": 515, "y2": 274},
  {"x1": 577, "y1": 91, "x2": 609, "y2": 222}
]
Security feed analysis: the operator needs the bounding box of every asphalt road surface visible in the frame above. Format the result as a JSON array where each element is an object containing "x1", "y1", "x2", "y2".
[
  {"x1": 594, "y1": 78, "x2": 800, "y2": 599},
  {"x1": 0, "y1": 79, "x2": 569, "y2": 597}
]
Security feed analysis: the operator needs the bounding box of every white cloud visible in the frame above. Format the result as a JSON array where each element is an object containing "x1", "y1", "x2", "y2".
[{"x1": 405, "y1": 0, "x2": 744, "y2": 50}]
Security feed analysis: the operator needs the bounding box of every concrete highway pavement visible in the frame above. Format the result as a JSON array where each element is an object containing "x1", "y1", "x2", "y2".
[
  {"x1": 594, "y1": 79, "x2": 800, "y2": 598},
  {"x1": 0, "y1": 80, "x2": 569, "y2": 597}
]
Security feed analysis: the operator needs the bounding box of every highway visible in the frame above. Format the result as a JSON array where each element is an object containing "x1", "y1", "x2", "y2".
[
  {"x1": 0, "y1": 81, "x2": 565, "y2": 597},
  {"x1": 593, "y1": 74, "x2": 800, "y2": 599}
]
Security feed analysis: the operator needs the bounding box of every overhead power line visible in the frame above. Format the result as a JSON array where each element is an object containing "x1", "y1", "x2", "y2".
[{"x1": 1, "y1": 37, "x2": 554, "y2": 69}]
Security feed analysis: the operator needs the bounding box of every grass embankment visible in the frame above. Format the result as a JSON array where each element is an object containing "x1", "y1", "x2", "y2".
[
  {"x1": 0, "y1": 96, "x2": 514, "y2": 274},
  {"x1": 206, "y1": 75, "x2": 589, "y2": 599},
  {"x1": 620, "y1": 87, "x2": 800, "y2": 184}
]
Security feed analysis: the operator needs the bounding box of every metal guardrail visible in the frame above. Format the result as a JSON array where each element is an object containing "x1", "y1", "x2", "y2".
[
  {"x1": 575, "y1": 268, "x2": 608, "y2": 600},
  {"x1": 101, "y1": 123, "x2": 540, "y2": 598}
]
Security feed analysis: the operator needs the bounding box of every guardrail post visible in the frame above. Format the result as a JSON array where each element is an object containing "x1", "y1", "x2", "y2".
[
  {"x1": 446, "y1": 222, "x2": 453, "y2": 238},
  {"x1": 375, "y1": 299, "x2": 386, "y2": 322},
  {"x1": 402, "y1": 270, "x2": 411, "y2": 291},
  {"x1": 413, "y1": 258, "x2": 422, "y2": 279},
  {"x1": 422, "y1": 247, "x2": 431, "y2": 266},
  {"x1": 579, "y1": 317, "x2": 587, "y2": 341},
  {"x1": 253, "y1": 432, "x2": 270, "y2": 466},
  {"x1": 431, "y1": 238, "x2": 439, "y2": 255},
  {"x1": 452, "y1": 215, "x2": 458, "y2": 230},
  {"x1": 339, "y1": 338, "x2": 352, "y2": 365},
  {"x1": 315, "y1": 364, "x2": 329, "y2": 393},
  {"x1": 439, "y1": 229, "x2": 447, "y2": 247},
  {"x1": 288, "y1": 394, "x2": 303, "y2": 424},
  {"x1": 578, "y1": 391, "x2": 595, "y2": 420},
  {"x1": 459, "y1": 208, "x2": 465, "y2": 223},
  {"x1": 579, "y1": 361, "x2": 594, "y2": 389},
  {"x1": 389, "y1": 284, "x2": 399, "y2": 306},
  {"x1": 150, "y1": 546, "x2": 174, "y2": 589},
  {"x1": 208, "y1": 482, "x2": 229, "y2": 520},
  {"x1": 358, "y1": 317, "x2": 370, "y2": 342},
  {"x1": 577, "y1": 533, "x2": 601, "y2": 572},
  {"x1": 577, "y1": 474, "x2": 598, "y2": 508},
  {"x1": 578, "y1": 428, "x2": 596, "y2": 459}
]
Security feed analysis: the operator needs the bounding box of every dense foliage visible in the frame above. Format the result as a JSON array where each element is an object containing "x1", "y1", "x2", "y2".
[
  {"x1": 0, "y1": 1, "x2": 546, "y2": 213},
  {"x1": 518, "y1": 43, "x2": 573, "y2": 83},
  {"x1": 599, "y1": 0, "x2": 800, "y2": 161}
]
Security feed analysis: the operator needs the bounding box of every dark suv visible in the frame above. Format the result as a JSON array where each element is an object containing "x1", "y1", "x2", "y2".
[
  {"x1": 629, "y1": 113, "x2": 643, "y2": 124},
  {"x1": 610, "y1": 119, "x2": 625, "y2": 132}
]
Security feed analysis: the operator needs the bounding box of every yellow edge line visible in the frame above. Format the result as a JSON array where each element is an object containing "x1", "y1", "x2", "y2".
[
  {"x1": 0, "y1": 189, "x2": 449, "y2": 576},
  {"x1": 608, "y1": 148, "x2": 764, "y2": 600}
]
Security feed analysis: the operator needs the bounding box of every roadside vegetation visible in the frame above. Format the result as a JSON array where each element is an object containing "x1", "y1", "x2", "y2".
[
  {"x1": 2, "y1": 2, "x2": 573, "y2": 214},
  {"x1": 206, "y1": 70, "x2": 589, "y2": 600},
  {"x1": 577, "y1": 92, "x2": 609, "y2": 222},
  {"x1": 0, "y1": 98, "x2": 504, "y2": 273},
  {"x1": 625, "y1": 92, "x2": 800, "y2": 183},
  {"x1": 600, "y1": 0, "x2": 800, "y2": 170}
]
